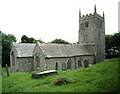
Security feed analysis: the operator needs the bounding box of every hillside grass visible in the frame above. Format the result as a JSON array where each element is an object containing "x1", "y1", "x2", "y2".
[{"x1": 2, "y1": 58, "x2": 119, "y2": 92}]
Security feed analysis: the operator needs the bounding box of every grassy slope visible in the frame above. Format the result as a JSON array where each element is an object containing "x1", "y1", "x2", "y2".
[{"x1": 2, "y1": 58, "x2": 119, "y2": 92}]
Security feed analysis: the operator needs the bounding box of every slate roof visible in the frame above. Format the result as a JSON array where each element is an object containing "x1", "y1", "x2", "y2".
[
  {"x1": 37, "y1": 42, "x2": 93, "y2": 58},
  {"x1": 12, "y1": 43, "x2": 36, "y2": 57}
]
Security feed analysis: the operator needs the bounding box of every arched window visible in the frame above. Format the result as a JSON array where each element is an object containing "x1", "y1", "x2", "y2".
[
  {"x1": 78, "y1": 58, "x2": 82, "y2": 67},
  {"x1": 84, "y1": 60, "x2": 89, "y2": 68},
  {"x1": 55, "y1": 62, "x2": 58, "y2": 70},
  {"x1": 67, "y1": 59, "x2": 71, "y2": 69}
]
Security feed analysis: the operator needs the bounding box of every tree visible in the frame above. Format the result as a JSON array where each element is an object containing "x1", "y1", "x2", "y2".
[
  {"x1": 2, "y1": 32, "x2": 16, "y2": 67},
  {"x1": 21, "y1": 35, "x2": 44, "y2": 43},
  {"x1": 27, "y1": 37, "x2": 35, "y2": 43},
  {"x1": 112, "y1": 33, "x2": 120, "y2": 50},
  {"x1": 51, "y1": 38, "x2": 70, "y2": 44},
  {"x1": 105, "y1": 33, "x2": 120, "y2": 58},
  {"x1": 21, "y1": 35, "x2": 29, "y2": 43},
  {"x1": 37, "y1": 39, "x2": 44, "y2": 43},
  {"x1": 105, "y1": 34, "x2": 113, "y2": 55}
]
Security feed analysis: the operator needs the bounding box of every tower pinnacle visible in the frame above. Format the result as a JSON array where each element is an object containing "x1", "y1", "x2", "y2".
[
  {"x1": 94, "y1": 4, "x2": 97, "y2": 14},
  {"x1": 79, "y1": 9, "x2": 81, "y2": 17},
  {"x1": 103, "y1": 11, "x2": 105, "y2": 21},
  {"x1": 103, "y1": 11, "x2": 104, "y2": 17}
]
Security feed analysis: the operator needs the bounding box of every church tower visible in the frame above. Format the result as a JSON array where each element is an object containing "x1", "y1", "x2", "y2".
[{"x1": 78, "y1": 5, "x2": 105, "y2": 63}]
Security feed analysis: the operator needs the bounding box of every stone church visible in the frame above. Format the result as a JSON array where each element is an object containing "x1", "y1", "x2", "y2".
[{"x1": 10, "y1": 5, "x2": 105, "y2": 72}]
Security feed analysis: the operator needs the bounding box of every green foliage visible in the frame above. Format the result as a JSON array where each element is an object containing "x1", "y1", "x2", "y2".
[
  {"x1": 21, "y1": 35, "x2": 28, "y2": 43},
  {"x1": 21, "y1": 35, "x2": 44, "y2": 43},
  {"x1": 2, "y1": 58, "x2": 119, "y2": 92},
  {"x1": 51, "y1": 38, "x2": 70, "y2": 44},
  {"x1": 112, "y1": 33, "x2": 120, "y2": 49},
  {"x1": 105, "y1": 33, "x2": 120, "y2": 57},
  {"x1": 21, "y1": 35, "x2": 35, "y2": 43},
  {"x1": 2, "y1": 32, "x2": 16, "y2": 67}
]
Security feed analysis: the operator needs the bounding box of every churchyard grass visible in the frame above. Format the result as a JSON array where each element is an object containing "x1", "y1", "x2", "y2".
[{"x1": 2, "y1": 58, "x2": 119, "y2": 92}]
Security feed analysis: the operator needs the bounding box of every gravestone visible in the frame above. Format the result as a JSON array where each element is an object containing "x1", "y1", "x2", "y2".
[
  {"x1": 6, "y1": 64, "x2": 9, "y2": 77},
  {"x1": 32, "y1": 70, "x2": 57, "y2": 78}
]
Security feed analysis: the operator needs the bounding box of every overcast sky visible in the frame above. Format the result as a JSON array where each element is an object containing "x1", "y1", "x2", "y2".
[{"x1": 0, "y1": 0, "x2": 119, "y2": 43}]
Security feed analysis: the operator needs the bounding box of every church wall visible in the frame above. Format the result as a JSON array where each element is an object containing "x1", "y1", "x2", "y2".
[
  {"x1": 79, "y1": 18, "x2": 98, "y2": 44},
  {"x1": 45, "y1": 55, "x2": 94, "y2": 71},
  {"x1": 10, "y1": 51, "x2": 17, "y2": 72},
  {"x1": 79, "y1": 12, "x2": 105, "y2": 63},
  {"x1": 45, "y1": 57, "x2": 74, "y2": 70},
  {"x1": 15, "y1": 57, "x2": 33, "y2": 72},
  {"x1": 76, "y1": 55, "x2": 94, "y2": 68},
  {"x1": 33, "y1": 43, "x2": 46, "y2": 71}
]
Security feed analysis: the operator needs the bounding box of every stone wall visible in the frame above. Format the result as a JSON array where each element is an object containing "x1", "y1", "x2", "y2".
[
  {"x1": 33, "y1": 43, "x2": 46, "y2": 71},
  {"x1": 10, "y1": 51, "x2": 17, "y2": 72},
  {"x1": 79, "y1": 17, "x2": 98, "y2": 44},
  {"x1": 45, "y1": 55, "x2": 94, "y2": 71},
  {"x1": 14, "y1": 57, "x2": 33, "y2": 72},
  {"x1": 79, "y1": 12, "x2": 105, "y2": 63}
]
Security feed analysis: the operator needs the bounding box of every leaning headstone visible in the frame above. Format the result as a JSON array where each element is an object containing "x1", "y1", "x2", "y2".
[{"x1": 6, "y1": 64, "x2": 9, "y2": 77}]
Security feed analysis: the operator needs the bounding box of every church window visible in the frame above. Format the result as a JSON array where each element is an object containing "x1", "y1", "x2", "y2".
[
  {"x1": 78, "y1": 58, "x2": 82, "y2": 67},
  {"x1": 36, "y1": 55, "x2": 40, "y2": 68},
  {"x1": 62, "y1": 63, "x2": 66, "y2": 70},
  {"x1": 67, "y1": 59, "x2": 71, "y2": 69},
  {"x1": 55, "y1": 62, "x2": 58, "y2": 70},
  {"x1": 85, "y1": 22, "x2": 89, "y2": 27},
  {"x1": 84, "y1": 60, "x2": 89, "y2": 68}
]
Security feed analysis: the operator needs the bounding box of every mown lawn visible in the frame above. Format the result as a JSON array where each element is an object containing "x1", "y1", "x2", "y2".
[{"x1": 2, "y1": 58, "x2": 119, "y2": 92}]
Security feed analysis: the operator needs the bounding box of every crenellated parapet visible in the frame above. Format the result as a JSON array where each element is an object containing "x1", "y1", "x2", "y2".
[
  {"x1": 80, "y1": 13, "x2": 104, "y2": 21},
  {"x1": 79, "y1": 4, "x2": 104, "y2": 21}
]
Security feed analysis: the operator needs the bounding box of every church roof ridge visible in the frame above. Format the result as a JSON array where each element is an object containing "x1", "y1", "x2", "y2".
[
  {"x1": 37, "y1": 41, "x2": 93, "y2": 58},
  {"x1": 11, "y1": 42, "x2": 35, "y2": 57}
]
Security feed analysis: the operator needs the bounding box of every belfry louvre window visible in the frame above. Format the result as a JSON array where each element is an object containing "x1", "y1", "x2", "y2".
[{"x1": 85, "y1": 22, "x2": 89, "y2": 27}]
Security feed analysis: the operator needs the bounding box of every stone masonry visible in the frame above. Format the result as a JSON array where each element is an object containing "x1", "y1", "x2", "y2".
[{"x1": 78, "y1": 5, "x2": 105, "y2": 63}]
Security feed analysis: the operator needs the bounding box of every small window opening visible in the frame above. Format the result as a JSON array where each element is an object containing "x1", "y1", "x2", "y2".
[{"x1": 85, "y1": 22, "x2": 89, "y2": 27}]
